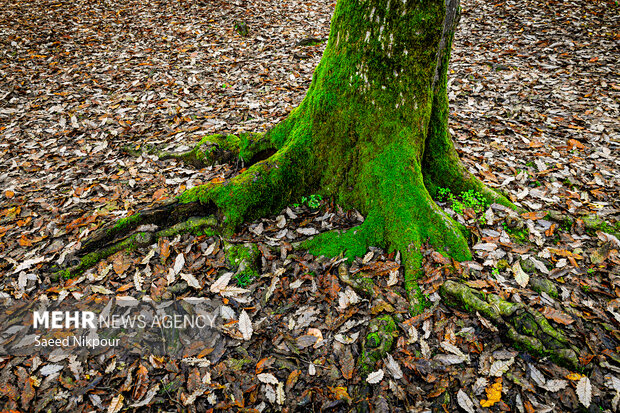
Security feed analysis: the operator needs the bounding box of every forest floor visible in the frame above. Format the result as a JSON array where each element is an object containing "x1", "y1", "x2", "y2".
[{"x1": 1, "y1": 0, "x2": 619, "y2": 411}]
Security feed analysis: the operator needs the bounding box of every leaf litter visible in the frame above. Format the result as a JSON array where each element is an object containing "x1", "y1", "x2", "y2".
[{"x1": 0, "y1": 0, "x2": 619, "y2": 411}]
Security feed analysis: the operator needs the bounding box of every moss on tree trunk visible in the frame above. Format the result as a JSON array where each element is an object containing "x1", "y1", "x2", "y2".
[
  {"x1": 65, "y1": 0, "x2": 512, "y2": 300},
  {"x1": 58, "y1": 0, "x2": 584, "y2": 384}
]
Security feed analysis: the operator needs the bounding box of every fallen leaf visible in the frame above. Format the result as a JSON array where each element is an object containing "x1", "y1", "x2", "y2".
[
  {"x1": 512, "y1": 261, "x2": 529, "y2": 288},
  {"x1": 457, "y1": 389, "x2": 476, "y2": 413},
  {"x1": 173, "y1": 253, "x2": 185, "y2": 275},
  {"x1": 132, "y1": 364, "x2": 149, "y2": 401},
  {"x1": 257, "y1": 373, "x2": 278, "y2": 385},
  {"x1": 385, "y1": 353, "x2": 403, "y2": 380},
  {"x1": 576, "y1": 376, "x2": 592, "y2": 408},
  {"x1": 540, "y1": 307, "x2": 574, "y2": 325},
  {"x1": 181, "y1": 272, "x2": 201, "y2": 289},
  {"x1": 340, "y1": 348, "x2": 355, "y2": 380},
  {"x1": 286, "y1": 370, "x2": 301, "y2": 392},
  {"x1": 239, "y1": 310, "x2": 253, "y2": 341},
  {"x1": 489, "y1": 358, "x2": 514, "y2": 377},
  {"x1": 210, "y1": 272, "x2": 234, "y2": 293},
  {"x1": 366, "y1": 369, "x2": 384, "y2": 384},
  {"x1": 480, "y1": 378, "x2": 502, "y2": 407},
  {"x1": 107, "y1": 394, "x2": 124, "y2": 413}
]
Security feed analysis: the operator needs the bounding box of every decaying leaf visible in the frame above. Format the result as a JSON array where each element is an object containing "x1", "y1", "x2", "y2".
[
  {"x1": 181, "y1": 272, "x2": 201, "y2": 289},
  {"x1": 512, "y1": 261, "x2": 529, "y2": 288},
  {"x1": 257, "y1": 373, "x2": 279, "y2": 385},
  {"x1": 107, "y1": 394, "x2": 124, "y2": 413},
  {"x1": 457, "y1": 389, "x2": 476, "y2": 413},
  {"x1": 576, "y1": 376, "x2": 592, "y2": 408},
  {"x1": 239, "y1": 310, "x2": 253, "y2": 341},
  {"x1": 540, "y1": 307, "x2": 574, "y2": 325},
  {"x1": 210, "y1": 272, "x2": 233, "y2": 293},
  {"x1": 489, "y1": 358, "x2": 514, "y2": 377},
  {"x1": 542, "y1": 379, "x2": 568, "y2": 392},
  {"x1": 385, "y1": 353, "x2": 403, "y2": 380}
]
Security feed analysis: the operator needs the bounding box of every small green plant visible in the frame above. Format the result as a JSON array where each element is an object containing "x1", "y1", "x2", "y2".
[
  {"x1": 234, "y1": 271, "x2": 255, "y2": 287},
  {"x1": 293, "y1": 194, "x2": 323, "y2": 209},
  {"x1": 436, "y1": 188, "x2": 488, "y2": 224},
  {"x1": 492, "y1": 268, "x2": 500, "y2": 277}
]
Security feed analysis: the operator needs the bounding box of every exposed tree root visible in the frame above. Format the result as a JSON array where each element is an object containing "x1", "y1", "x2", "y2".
[
  {"x1": 359, "y1": 314, "x2": 397, "y2": 375},
  {"x1": 79, "y1": 199, "x2": 206, "y2": 255},
  {"x1": 56, "y1": 216, "x2": 217, "y2": 278},
  {"x1": 440, "y1": 280, "x2": 580, "y2": 369},
  {"x1": 122, "y1": 132, "x2": 277, "y2": 169}
]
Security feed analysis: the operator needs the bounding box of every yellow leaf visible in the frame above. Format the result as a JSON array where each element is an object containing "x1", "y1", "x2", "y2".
[
  {"x1": 329, "y1": 386, "x2": 352, "y2": 402},
  {"x1": 567, "y1": 372, "x2": 585, "y2": 381},
  {"x1": 480, "y1": 378, "x2": 502, "y2": 408}
]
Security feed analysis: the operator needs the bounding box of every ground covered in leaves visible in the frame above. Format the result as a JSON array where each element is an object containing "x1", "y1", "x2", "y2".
[{"x1": 1, "y1": 0, "x2": 619, "y2": 411}]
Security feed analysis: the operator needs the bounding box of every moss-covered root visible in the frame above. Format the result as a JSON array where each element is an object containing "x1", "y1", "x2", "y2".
[
  {"x1": 122, "y1": 132, "x2": 276, "y2": 168},
  {"x1": 359, "y1": 314, "x2": 397, "y2": 376},
  {"x1": 440, "y1": 280, "x2": 580, "y2": 369},
  {"x1": 79, "y1": 198, "x2": 206, "y2": 255},
  {"x1": 57, "y1": 215, "x2": 218, "y2": 278},
  {"x1": 67, "y1": 141, "x2": 306, "y2": 278},
  {"x1": 301, "y1": 212, "x2": 385, "y2": 263},
  {"x1": 179, "y1": 144, "x2": 308, "y2": 236}
]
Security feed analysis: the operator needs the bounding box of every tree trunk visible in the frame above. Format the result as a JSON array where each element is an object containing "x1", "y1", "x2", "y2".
[
  {"x1": 64, "y1": 0, "x2": 578, "y2": 370},
  {"x1": 70, "y1": 0, "x2": 509, "y2": 299}
]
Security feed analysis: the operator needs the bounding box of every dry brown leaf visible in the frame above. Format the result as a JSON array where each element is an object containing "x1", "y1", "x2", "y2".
[
  {"x1": 107, "y1": 394, "x2": 124, "y2": 413},
  {"x1": 540, "y1": 307, "x2": 574, "y2": 325}
]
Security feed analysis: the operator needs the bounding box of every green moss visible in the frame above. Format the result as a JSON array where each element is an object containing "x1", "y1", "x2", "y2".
[
  {"x1": 581, "y1": 214, "x2": 620, "y2": 236},
  {"x1": 225, "y1": 243, "x2": 260, "y2": 286},
  {"x1": 226, "y1": 357, "x2": 253, "y2": 371},
  {"x1": 58, "y1": 216, "x2": 217, "y2": 278},
  {"x1": 503, "y1": 222, "x2": 530, "y2": 244},
  {"x1": 529, "y1": 277, "x2": 558, "y2": 298},
  {"x1": 441, "y1": 280, "x2": 579, "y2": 369},
  {"x1": 359, "y1": 314, "x2": 397, "y2": 376}
]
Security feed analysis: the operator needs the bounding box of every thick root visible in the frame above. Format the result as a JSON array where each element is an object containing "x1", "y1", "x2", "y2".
[
  {"x1": 56, "y1": 216, "x2": 217, "y2": 278},
  {"x1": 79, "y1": 199, "x2": 207, "y2": 255},
  {"x1": 440, "y1": 280, "x2": 580, "y2": 369},
  {"x1": 301, "y1": 212, "x2": 384, "y2": 263},
  {"x1": 122, "y1": 132, "x2": 276, "y2": 168}
]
